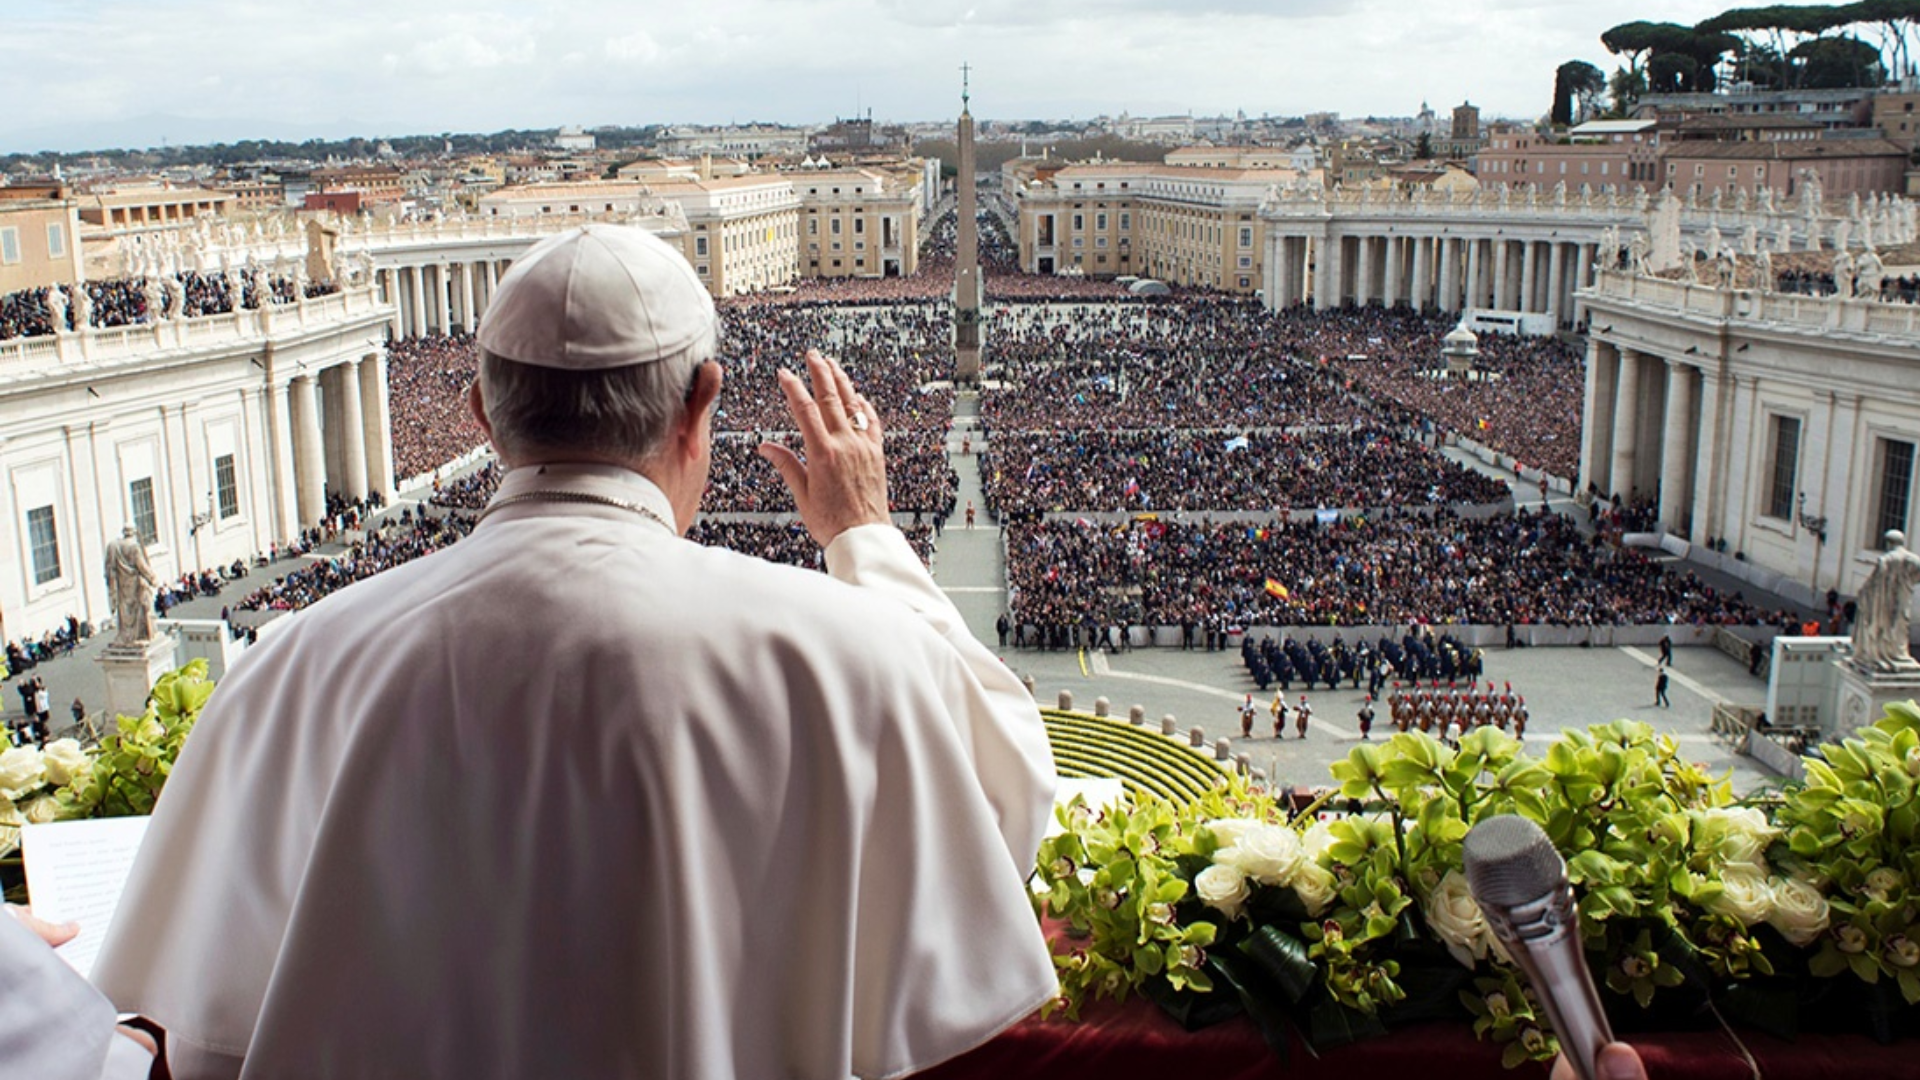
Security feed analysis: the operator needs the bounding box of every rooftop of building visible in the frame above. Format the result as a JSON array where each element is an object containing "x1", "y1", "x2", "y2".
[{"x1": 1664, "y1": 137, "x2": 1909, "y2": 160}]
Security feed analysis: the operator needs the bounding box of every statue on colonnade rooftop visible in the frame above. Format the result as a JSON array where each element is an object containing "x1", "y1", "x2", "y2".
[{"x1": 1851, "y1": 531, "x2": 1920, "y2": 674}]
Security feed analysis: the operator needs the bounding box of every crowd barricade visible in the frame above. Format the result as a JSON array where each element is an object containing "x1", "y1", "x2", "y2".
[
  {"x1": 1064, "y1": 622, "x2": 1748, "y2": 653},
  {"x1": 1446, "y1": 433, "x2": 1574, "y2": 497}
]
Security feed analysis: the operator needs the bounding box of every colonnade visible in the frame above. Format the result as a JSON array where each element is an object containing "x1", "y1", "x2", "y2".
[
  {"x1": 380, "y1": 258, "x2": 510, "y2": 339},
  {"x1": 1578, "y1": 338, "x2": 1714, "y2": 541},
  {"x1": 1267, "y1": 229, "x2": 1599, "y2": 327},
  {"x1": 272, "y1": 352, "x2": 397, "y2": 531}
]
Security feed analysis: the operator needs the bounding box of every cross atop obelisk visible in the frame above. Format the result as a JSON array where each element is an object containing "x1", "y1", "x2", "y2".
[{"x1": 954, "y1": 63, "x2": 982, "y2": 382}]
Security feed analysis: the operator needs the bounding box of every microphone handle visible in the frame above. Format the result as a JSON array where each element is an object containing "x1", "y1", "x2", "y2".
[{"x1": 1507, "y1": 925, "x2": 1615, "y2": 1080}]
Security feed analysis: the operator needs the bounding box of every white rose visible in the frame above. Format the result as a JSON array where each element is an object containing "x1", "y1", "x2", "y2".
[
  {"x1": 0, "y1": 747, "x2": 45, "y2": 801},
  {"x1": 0, "y1": 799, "x2": 21, "y2": 855},
  {"x1": 1425, "y1": 869, "x2": 1497, "y2": 967},
  {"x1": 20, "y1": 795, "x2": 60, "y2": 825},
  {"x1": 1696, "y1": 807, "x2": 1778, "y2": 871},
  {"x1": 1195, "y1": 863, "x2": 1252, "y2": 919},
  {"x1": 1705, "y1": 868, "x2": 1774, "y2": 926},
  {"x1": 1204, "y1": 818, "x2": 1258, "y2": 850},
  {"x1": 39, "y1": 739, "x2": 89, "y2": 788},
  {"x1": 1221, "y1": 823, "x2": 1304, "y2": 887},
  {"x1": 1766, "y1": 876, "x2": 1831, "y2": 945},
  {"x1": 1293, "y1": 861, "x2": 1338, "y2": 917}
]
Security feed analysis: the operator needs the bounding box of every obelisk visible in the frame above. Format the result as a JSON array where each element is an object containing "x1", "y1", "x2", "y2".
[{"x1": 954, "y1": 64, "x2": 982, "y2": 383}]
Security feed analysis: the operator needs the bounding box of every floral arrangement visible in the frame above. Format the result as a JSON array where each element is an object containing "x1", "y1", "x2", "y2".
[
  {"x1": 0, "y1": 660, "x2": 213, "y2": 860},
  {"x1": 1035, "y1": 703, "x2": 1920, "y2": 1067}
]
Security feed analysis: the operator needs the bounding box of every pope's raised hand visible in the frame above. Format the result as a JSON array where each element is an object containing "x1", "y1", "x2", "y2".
[{"x1": 758, "y1": 350, "x2": 890, "y2": 548}]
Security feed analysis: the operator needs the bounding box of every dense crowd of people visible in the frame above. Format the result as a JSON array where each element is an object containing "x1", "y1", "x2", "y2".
[
  {"x1": 707, "y1": 434, "x2": 956, "y2": 515},
  {"x1": 1319, "y1": 309, "x2": 1584, "y2": 480},
  {"x1": 1004, "y1": 507, "x2": 1791, "y2": 634},
  {"x1": 234, "y1": 509, "x2": 476, "y2": 613},
  {"x1": 0, "y1": 271, "x2": 340, "y2": 342},
  {"x1": 387, "y1": 334, "x2": 486, "y2": 480},
  {"x1": 983, "y1": 428, "x2": 1508, "y2": 518}
]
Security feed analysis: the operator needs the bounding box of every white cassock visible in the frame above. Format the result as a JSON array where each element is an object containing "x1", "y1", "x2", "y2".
[{"x1": 94, "y1": 464, "x2": 1059, "y2": 1080}]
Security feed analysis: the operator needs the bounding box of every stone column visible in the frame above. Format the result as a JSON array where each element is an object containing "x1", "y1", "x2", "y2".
[
  {"x1": 1492, "y1": 239, "x2": 1511, "y2": 310},
  {"x1": 337, "y1": 360, "x2": 369, "y2": 501},
  {"x1": 1580, "y1": 339, "x2": 1618, "y2": 496},
  {"x1": 1658, "y1": 361, "x2": 1697, "y2": 533},
  {"x1": 1609, "y1": 348, "x2": 1644, "y2": 503},
  {"x1": 1691, "y1": 369, "x2": 1726, "y2": 545},
  {"x1": 1412, "y1": 237, "x2": 1431, "y2": 311},
  {"x1": 1312, "y1": 234, "x2": 1334, "y2": 310},
  {"x1": 1462, "y1": 239, "x2": 1480, "y2": 310},
  {"x1": 1546, "y1": 242, "x2": 1567, "y2": 328},
  {"x1": 360, "y1": 352, "x2": 396, "y2": 498},
  {"x1": 407, "y1": 265, "x2": 427, "y2": 339},
  {"x1": 1519, "y1": 241, "x2": 1539, "y2": 313},
  {"x1": 290, "y1": 374, "x2": 325, "y2": 527},
  {"x1": 1437, "y1": 238, "x2": 1457, "y2": 312},
  {"x1": 459, "y1": 263, "x2": 477, "y2": 332},
  {"x1": 1355, "y1": 236, "x2": 1374, "y2": 307},
  {"x1": 1383, "y1": 236, "x2": 1403, "y2": 307},
  {"x1": 268, "y1": 382, "x2": 300, "y2": 541},
  {"x1": 321, "y1": 367, "x2": 346, "y2": 497}
]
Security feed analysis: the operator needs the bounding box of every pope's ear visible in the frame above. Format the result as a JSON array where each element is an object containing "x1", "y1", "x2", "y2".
[{"x1": 681, "y1": 362, "x2": 723, "y2": 439}]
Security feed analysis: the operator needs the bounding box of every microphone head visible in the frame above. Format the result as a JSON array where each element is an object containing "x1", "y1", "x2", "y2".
[{"x1": 1462, "y1": 815, "x2": 1567, "y2": 908}]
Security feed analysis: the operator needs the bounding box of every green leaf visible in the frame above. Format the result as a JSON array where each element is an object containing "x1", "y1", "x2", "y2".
[{"x1": 1239, "y1": 925, "x2": 1319, "y2": 1004}]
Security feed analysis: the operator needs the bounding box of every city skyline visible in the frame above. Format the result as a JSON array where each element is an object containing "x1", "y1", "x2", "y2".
[{"x1": 2, "y1": 0, "x2": 1738, "y2": 156}]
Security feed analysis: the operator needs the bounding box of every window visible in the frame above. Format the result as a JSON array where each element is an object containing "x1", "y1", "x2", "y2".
[
  {"x1": 1072, "y1": 214, "x2": 1084, "y2": 230},
  {"x1": 1096, "y1": 213, "x2": 1107, "y2": 230},
  {"x1": 695, "y1": 236, "x2": 708, "y2": 256},
  {"x1": 46, "y1": 222, "x2": 65, "y2": 259},
  {"x1": 1239, "y1": 226, "x2": 1252, "y2": 248},
  {"x1": 830, "y1": 218, "x2": 841, "y2": 235},
  {"x1": 0, "y1": 227, "x2": 17, "y2": 264},
  {"x1": 808, "y1": 219, "x2": 817, "y2": 236},
  {"x1": 27, "y1": 506, "x2": 59, "y2": 584},
  {"x1": 854, "y1": 218, "x2": 864, "y2": 235},
  {"x1": 1877, "y1": 438, "x2": 1915, "y2": 541},
  {"x1": 1120, "y1": 212, "x2": 1130, "y2": 230},
  {"x1": 215, "y1": 454, "x2": 239, "y2": 519},
  {"x1": 129, "y1": 478, "x2": 158, "y2": 544},
  {"x1": 1767, "y1": 415, "x2": 1801, "y2": 520}
]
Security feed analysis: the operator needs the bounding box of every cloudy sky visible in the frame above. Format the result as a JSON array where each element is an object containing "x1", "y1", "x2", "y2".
[{"x1": 3, "y1": 0, "x2": 1740, "y2": 154}]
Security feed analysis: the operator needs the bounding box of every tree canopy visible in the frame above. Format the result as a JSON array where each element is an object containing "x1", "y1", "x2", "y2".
[{"x1": 1552, "y1": 60, "x2": 1608, "y2": 126}]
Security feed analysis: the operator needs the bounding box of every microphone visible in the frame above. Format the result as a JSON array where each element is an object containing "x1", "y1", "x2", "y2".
[{"x1": 1462, "y1": 814, "x2": 1615, "y2": 1080}]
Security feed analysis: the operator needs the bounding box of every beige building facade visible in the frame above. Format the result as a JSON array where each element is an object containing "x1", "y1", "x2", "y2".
[
  {"x1": 1013, "y1": 162, "x2": 1289, "y2": 293},
  {"x1": 794, "y1": 168, "x2": 921, "y2": 280},
  {"x1": 0, "y1": 186, "x2": 83, "y2": 294}
]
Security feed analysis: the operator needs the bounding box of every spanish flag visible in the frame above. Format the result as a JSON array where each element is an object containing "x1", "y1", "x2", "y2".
[{"x1": 1264, "y1": 579, "x2": 1290, "y2": 600}]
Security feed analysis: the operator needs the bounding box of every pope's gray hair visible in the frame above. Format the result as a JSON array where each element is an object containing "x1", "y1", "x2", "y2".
[{"x1": 476, "y1": 328, "x2": 716, "y2": 465}]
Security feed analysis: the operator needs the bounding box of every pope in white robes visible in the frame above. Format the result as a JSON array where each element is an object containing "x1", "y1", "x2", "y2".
[{"x1": 93, "y1": 225, "x2": 1059, "y2": 1079}]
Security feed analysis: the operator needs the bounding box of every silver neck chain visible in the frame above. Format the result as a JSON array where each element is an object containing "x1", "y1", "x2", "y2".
[{"x1": 476, "y1": 489, "x2": 675, "y2": 533}]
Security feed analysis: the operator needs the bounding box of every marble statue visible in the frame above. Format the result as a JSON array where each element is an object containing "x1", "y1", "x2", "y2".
[
  {"x1": 164, "y1": 278, "x2": 184, "y2": 319},
  {"x1": 1705, "y1": 225, "x2": 1723, "y2": 261},
  {"x1": 1758, "y1": 248, "x2": 1775, "y2": 293},
  {"x1": 1856, "y1": 247, "x2": 1885, "y2": 299},
  {"x1": 1742, "y1": 224, "x2": 1759, "y2": 255},
  {"x1": 1832, "y1": 251, "x2": 1856, "y2": 298},
  {"x1": 1735, "y1": 188, "x2": 1751, "y2": 213},
  {"x1": 43, "y1": 284, "x2": 68, "y2": 333},
  {"x1": 105, "y1": 527, "x2": 160, "y2": 648},
  {"x1": 71, "y1": 283, "x2": 92, "y2": 330},
  {"x1": 143, "y1": 276, "x2": 166, "y2": 321},
  {"x1": 1852, "y1": 531, "x2": 1920, "y2": 673},
  {"x1": 1679, "y1": 240, "x2": 1701, "y2": 283},
  {"x1": 1758, "y1": 187, "x2": 1775, "y2": 213}
]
